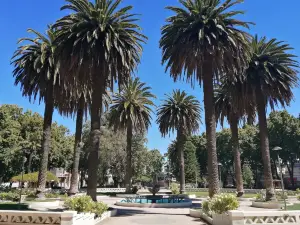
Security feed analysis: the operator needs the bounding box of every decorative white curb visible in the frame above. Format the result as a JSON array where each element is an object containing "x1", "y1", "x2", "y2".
[{"x1": 28, "y1": 200, "x2": 60, "y2": 208}]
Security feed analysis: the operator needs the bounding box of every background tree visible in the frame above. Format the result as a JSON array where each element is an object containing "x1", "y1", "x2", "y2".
[
  {"x1": 268, "y1": 110, "x2": 300, "y2": 188},
  {"x1": 244, "y1": 36, "x2": 299, "y2": 200},
  {"x1": 157, "y1": 90, "x2": 201, "y2": 193},
  {"x1": 109, "y1": 78, "x2": 155, "y2": 193},
  {"x1": 0, "y1": 105, "x2": 74, "y2": 183},
  {"x1": 243, "y1": 164, "x2": 254, "y2": 188},
  {"x1": 55, "y1": 0, "x2": 147, "y2": 200},
  {"x1": 160, "y1": 0, "x2": 251, "y2": 197}
]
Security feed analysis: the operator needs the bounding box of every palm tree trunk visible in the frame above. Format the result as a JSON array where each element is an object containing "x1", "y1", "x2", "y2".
[
  {"x1": 203, "y1": 68, "x2": 219, "y2": 197},
  {"x1": 177, "y1": 128, "x2": 186, "y2": 194},
  {"x1": 87, "y1": 81, "x2": 103, "y2": 201},
  {"x1": 256, "y1": 88, "x2": 275, "y2": 201},
  {"x1": 69, "y1": 96, "x2": 85, "y2": 195},
  {"x1": 230, "y1": 115, "x2": 244, "y2": 197},
  {"x1": 37, "y1": 84, "x2": 54, "y2": 196},
  {"x1": 125, "y1": 120, "x2": 133, "y2": 193}
]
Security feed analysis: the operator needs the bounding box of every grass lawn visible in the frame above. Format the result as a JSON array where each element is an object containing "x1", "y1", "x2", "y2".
[
  {"x1": 0, "y1": 202, "x2": 29, "y2": 210},
  {"x1": 287, "y1": 204, "x2": 300, "y2": 210},
  {"x1": 187, "y1": 192, "x2": 257, "y2": 198}
]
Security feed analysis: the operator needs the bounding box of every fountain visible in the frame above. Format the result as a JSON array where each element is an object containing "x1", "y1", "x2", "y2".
[{"x1": 115, "y1": 185, "x2": 192, "y2": 208}]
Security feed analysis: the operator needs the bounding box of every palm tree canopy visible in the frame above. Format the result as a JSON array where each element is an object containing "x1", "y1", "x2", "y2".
[
  {"x1": 160, "y1": 0, "x2": 252, "y2": 84},
  {"x1": 54, "y1": 0, "x2": 147, "y2": 90},
  {"x1": 156, "y1": 90, "x2": 202, "y2": 137},
  {"x1": 215, "y1": 76, "x2": 255, "y2": 126},
  {"x1": 11, "y1": 27, "x2": 60, "y2": 102},
  {"x1": 246, "y1": 35, "x2": 299, "y2": 109},
  {"x1": 109, "y1": 78, "x2": 155, "y2": 133}
]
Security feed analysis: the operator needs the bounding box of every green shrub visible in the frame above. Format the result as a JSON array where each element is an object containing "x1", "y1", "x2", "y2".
[
  {"x1": 0, "y1": 192, "x2": 19, "y2": 202},
  {"x1": 45, "y1": 193, "x2": 60, "y2": 198},
  {"x1": 276, "y1": 191, "x2": 288, "y2": 200},
  {"x1": 64, "y1": 195, "x2": 108, "y2": 217},
  {"x1": 287, "y1": 190, "x2": 296, "y2": 196},
  {"x1": 64, "y1": 196, "x2": 94, "y2": 213},
  {"x1": 297, "y1": 195, "x2": 300, "y2": 201},
  {"x1": 202, "y1": 199, "x2": 213, "y2": 216},
  {"x1": 92, "y1": 201, "x2": 109, "y2": 217},
  {"x1": 296, "y1": 188, "x2": 300, "y2": 194},
  {"x1": 170, "y1": 183, "x2": 180, "y2": 195},
  {"x1": 202, "y1": 194, "x2": 239, "y2": 216},
  {"x1": 255, "y1": 190, "x2": 266, "y2": 201}
]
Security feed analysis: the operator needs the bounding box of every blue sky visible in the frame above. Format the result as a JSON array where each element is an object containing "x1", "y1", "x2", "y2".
[{"x1": 1, "y1": 0, "x2": 300, "y2": 154}]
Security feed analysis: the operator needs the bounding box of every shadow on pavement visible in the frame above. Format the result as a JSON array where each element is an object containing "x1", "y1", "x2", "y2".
[{"x1": 115, "y1": 208, "x2": 188, "y2": 217}]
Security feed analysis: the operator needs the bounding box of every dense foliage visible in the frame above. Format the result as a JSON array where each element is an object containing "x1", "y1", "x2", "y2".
[
  {"x1": 0, "y1": 105, "x2": 73, "y2": 182},
  {"x1": 168, "y1": 110, "x2": 300, "y2": 189}
]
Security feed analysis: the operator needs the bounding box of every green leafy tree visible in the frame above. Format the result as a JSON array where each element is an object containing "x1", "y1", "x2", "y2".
[
  {"x1": 243, "y1": 164, "x2": 254, "y2": 188},
  {"x1": 244, "y1": 36, "x2": 299, "y2": 200},
  {"x1": 146, "y1": 149, "x2": 164, "y2": 183},
  {"x1": 183, "y1": 141, "x2": 200, "y2": 184},
  {"x1": 268, "y1": 110, "x2": 300, "y2": 188},
  {"x1": 55, "y1": 0, "x2": 146, "y2": 200},
  {"x1": 12, "y1": 28, "x2": 61, "y2": 195},
  {"x1": 157, "y1": 90, "x2": 201, "y2": 193},
  {"x1": 160, "y1": 0, "x2": 251, "y2": 197},
  {"x1": 109, "y1": 78, "x2": 155, "y2": 193}
]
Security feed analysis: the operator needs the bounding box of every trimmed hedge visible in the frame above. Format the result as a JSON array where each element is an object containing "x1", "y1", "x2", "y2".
[{"x1": 11, "y1": 172, "x2": 59, "y2": 183}]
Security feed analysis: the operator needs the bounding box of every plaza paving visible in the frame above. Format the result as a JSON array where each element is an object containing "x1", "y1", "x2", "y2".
[
  {"x1": 98, "y1": 196, "x2": 206, "y2": 225},
  {"x1": 102, "y1": 206, "x2": 206, "y2": 225}
]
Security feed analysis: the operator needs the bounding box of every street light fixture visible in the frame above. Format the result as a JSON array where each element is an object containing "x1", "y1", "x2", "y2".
[
  {"x1": 273, "y1": 146, "x2": 286, "y2": 210},
  {"x1": 218, "y1": 163, "x2": 222, "y2": 188}
]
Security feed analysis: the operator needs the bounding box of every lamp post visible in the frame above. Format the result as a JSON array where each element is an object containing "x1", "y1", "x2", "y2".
[
  {"x1": 18, "y1": 156, "x2": 27, "y2": 208},
  {"x1": 218, "y1": 163, "x2": 222, "y2": 188},
  {"x1": 273, "y1": 146, "x2": 286, "y2": 210}
]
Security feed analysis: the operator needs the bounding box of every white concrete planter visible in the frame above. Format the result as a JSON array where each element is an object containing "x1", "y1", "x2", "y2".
[
  {"x1": 251, "y1": 201, "x2": 291, "y2": 209},
  {"x1": 212, "y1": 214, "x2": 231, "y2": 225},
  {"x1": 189, "y1": 209, "x2": 213, "y2": 224},
  {"x1": 94, "y1": 209, "x2": 117, "y2": 224},
  {"x1": 189, "y1": 209, "x2": 201, "y2": 218},
  {"x1": 28, "y1": 200, "x2": 60, "y2": 208},
  {"x1": 238, "y1": 197, "x2": 254, "y2": 201}
]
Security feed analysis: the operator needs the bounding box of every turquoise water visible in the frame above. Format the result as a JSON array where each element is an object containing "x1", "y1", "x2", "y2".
[{"x1": 121, "y1": 198, "x2": 188, "y2": 203}]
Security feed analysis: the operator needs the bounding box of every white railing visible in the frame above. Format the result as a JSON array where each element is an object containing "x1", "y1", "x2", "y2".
[
  {"x1": 96, "y1": 188, "x2": 126, "y2": 193},
  {"x1": 0, "y1": 210, "x2": 74, "y2": 225},
  {"x1": 0, "y1": 210, "x2": 116, "y2": 225},
  {"x1": 185, "y1": 188, "x2": 259, "y2": 194},
  {"x1": 229, "y1": 210, "x2": 300, "y2": 225}
]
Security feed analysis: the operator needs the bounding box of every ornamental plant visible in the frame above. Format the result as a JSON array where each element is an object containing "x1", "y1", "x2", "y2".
[{"x1": 202, "y1": 194, "x2": 239, "y2": 216}]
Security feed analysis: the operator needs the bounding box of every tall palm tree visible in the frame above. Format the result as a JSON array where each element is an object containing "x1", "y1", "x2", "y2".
[
  {"x1": 12, "y1": 27, "x2": 61, "y2": 196},
  {"x1": 61, "y1": 90, "x2": 110, "y2": 196},
  {"x1": 215, "y1": 77, "x2": 255, "y2": 197},
  {"x1": 159, "y1": 0, "x2": 251, "y2": 197},
  {"x1": 156, "y1": 90, "x2": 201, "y2": 193},
  {"x1": 108, "y1": 78, "x2": 155, "y2": 193},
  {"x1": 54, "y1": 0, "x2": 146, "y2": 200},
  {"x1": 244, "y1": 36, "x2": 299, "y2": 200}
]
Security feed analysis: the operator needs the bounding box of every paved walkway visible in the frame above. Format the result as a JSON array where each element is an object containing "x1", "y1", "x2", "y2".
[
  {"x1": 102, "y1": 206, "x2": 207, "y2": 225},
  {"x1": 99, "y1": 196, "x2": 206, "y2": 225}
]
